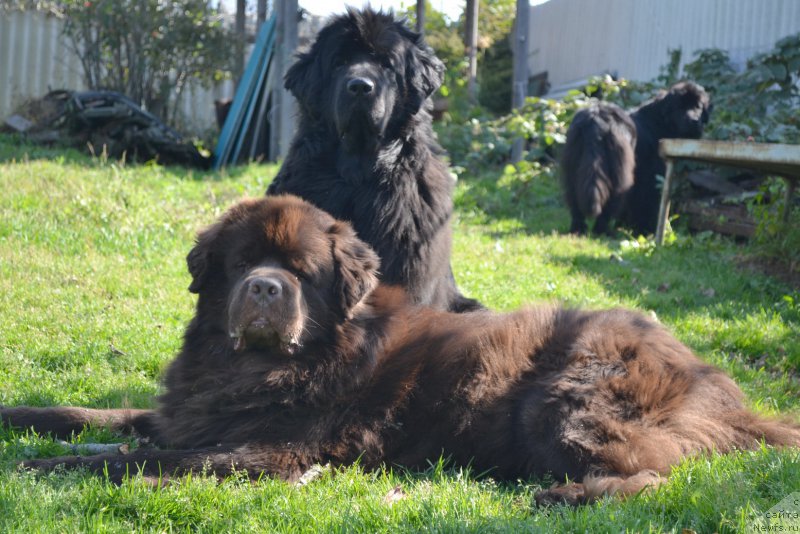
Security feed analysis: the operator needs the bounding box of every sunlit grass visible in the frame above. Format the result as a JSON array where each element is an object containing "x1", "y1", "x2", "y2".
[{"x1": 1, "y1": 133, "x2": 798, "y2": 532}]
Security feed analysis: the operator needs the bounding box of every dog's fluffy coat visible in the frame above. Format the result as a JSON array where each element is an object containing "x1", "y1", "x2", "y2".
[{"x1": 3, "y1": 195, "x2": 797, "y2": 506}]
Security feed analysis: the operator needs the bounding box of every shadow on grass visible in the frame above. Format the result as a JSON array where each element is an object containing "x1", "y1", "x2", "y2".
[
  {"x1": 546, "y1": 248, "x2": 800, "y2": 370},
  {"x1": 0, "y1": 133, "x2": 274, "y2": 183},
  {"x1": 9, "y1": 389, "x2": 157, "y2": 412}
]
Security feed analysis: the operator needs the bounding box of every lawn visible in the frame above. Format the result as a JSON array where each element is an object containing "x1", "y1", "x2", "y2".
[{"x1": 0, "y1": 133, "x2": 798, "y2": 532}]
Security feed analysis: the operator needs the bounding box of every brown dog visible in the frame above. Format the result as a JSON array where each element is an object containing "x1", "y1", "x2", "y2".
[{"x1": 3, "y1": 195, "x2": 798, "y2": 505}]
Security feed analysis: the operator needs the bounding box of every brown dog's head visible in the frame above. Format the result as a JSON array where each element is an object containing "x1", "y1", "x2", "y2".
[{"x1": 186, "y1": 195, "x2": 380, "y2": 355}]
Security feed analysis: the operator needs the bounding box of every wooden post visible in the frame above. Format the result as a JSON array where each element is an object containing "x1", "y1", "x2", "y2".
[
  {"x1": 511, "y1": 0, "x2": 529, "y2": 163},
  {"x1": 655, "y1": 159, "x2": 674, "y2": 245},
  {"x1": 465, "y1": 0, "x2": 479, "y2": 103},
  {"x1": 271, "y1": 0, "x2": 299, "y2": 161},
  {"x1": 234, "y1": 0, "x2": 247, "y2": 87},
  {"x1": 416, "y1": 0, "x2": 425, "y2": 34},
  {"x1": 782, "y1": 178, "x2": 797, "y2": 226}
]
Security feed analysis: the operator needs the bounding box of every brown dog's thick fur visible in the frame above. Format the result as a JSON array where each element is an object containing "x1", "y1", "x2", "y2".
[{"x1": 2, "y1": 195, "x2": 798, "y2": 505}]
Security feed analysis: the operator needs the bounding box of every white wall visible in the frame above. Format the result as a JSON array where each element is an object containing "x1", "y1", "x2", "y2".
[{"x1": 528, "y1": 0, "x2": 800, "y2": 93}]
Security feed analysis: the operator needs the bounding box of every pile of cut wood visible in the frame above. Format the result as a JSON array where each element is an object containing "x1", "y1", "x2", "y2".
[
  {"x1": 2, "y1": 90, "x2": 210, "y2": 169},
  {"x1": 677, "y1": 169, "x2": 764, "y2": 238}
]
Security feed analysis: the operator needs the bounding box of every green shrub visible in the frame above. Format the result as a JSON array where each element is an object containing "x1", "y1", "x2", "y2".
[{"x1": 477, "y1": 33, "x2": 512, "y2": 114}]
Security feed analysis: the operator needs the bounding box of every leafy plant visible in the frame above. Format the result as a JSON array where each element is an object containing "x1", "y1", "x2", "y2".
[
  {"x1": 748, "y1": 178, "x2": 800, "y2": 273},
  {"x1": 437, "y1": 75, "x2": 628, "y2": 170},
  {"x1": 477, "y1": 32, "x2": 512, "y2": 114},
  {"x1": 682, "y1": 35, "x2": 800, "y2": 144},
  {"x1": 55, "y1": 0, "x2": 236, "y2": 126}
]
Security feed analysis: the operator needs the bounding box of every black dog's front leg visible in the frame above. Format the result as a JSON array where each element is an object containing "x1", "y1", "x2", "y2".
[{"x1": 20, "y1": 444, "x2": 314, "y2": 484}]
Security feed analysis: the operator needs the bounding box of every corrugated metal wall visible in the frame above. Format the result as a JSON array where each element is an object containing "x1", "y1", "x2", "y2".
[
  {"x1": 0, "y1": 10, "x2": 232, "y2": 133},
  {"x1": 528, "y1": 0, "x2": 800, "y2": 93}
]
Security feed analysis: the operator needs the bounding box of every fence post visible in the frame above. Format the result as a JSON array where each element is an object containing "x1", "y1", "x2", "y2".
[{"x1": 511, "y1": 0, "x2": 529, "y2": 163}]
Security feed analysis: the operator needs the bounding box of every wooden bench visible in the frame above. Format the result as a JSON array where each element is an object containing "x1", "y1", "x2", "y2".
[{"x1": 655, "y1": 139, "x2": 800, "y2": 245}]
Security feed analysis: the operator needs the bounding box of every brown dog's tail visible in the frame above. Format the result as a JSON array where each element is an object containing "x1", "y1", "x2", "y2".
[{"x1": 732, "y1": 411, "x2": 800, "y2": 448}]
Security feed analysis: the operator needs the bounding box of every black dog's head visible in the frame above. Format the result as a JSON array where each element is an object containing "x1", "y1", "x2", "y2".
[
  {"x1": 654, "y1": 81, "x2": 712, "y2": 139},
  {"x1": 284, "y1": 7, "x2": 445, "y2": 152},
  {"x1": 186, "y1": 195, "x2": 380, "y2": 356}
]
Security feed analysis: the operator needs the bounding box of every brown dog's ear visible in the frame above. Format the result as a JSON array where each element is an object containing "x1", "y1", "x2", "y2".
[
  {"x1": 328, "y1": 221, "x2": 380, "y2": 318},
  {"x1": 186, "y1": 222, "x2": 222, "y2": 294},
  {"x1": 405, "y1": 36, "x2": 445, "y2": 113}
]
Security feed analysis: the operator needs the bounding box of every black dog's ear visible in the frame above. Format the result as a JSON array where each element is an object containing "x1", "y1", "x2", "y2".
[
  {"x1": 186, "y1": 222, "x2": 223, "y2": 294},
  {"x1": 702, "y1": 101, "x2": 713, "y2": 124},
  {"x1": 328, "y1": 221, "x2": 380, "y2": 318},
  {"x1": 284, "y1": 51, "x2": 321, "y2": 114},
  {"x1": 405, "y1": 38, "x2": 445, "y2": 113}
]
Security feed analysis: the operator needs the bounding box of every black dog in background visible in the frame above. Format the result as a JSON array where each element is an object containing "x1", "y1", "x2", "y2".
[
  {"x1": 267, "y1": 8, "x2": 481, "y2": 312},
  {"x1": 561, "y1": 103, "x2": 637, "y2": 235},
  {"x1": 561, "y1": 81, "x2": 711, "y2": 236},
  {"x1": 625, "y1": 81, "x2": 711, "y2": 234}
]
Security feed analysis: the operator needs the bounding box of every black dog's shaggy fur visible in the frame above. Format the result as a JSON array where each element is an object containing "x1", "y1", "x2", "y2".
[
  {"x1": 267, "y1": 8, "x2": 479, "y2": 312},
  {"x1": 624, "y1": 81, "x2": 711, "y2": 234},
  {"x1": 561, "y1": 81, "x2": 711, "y2": 236},
  {"x1": 561, "y1": 102, "x2": 637, "y2": 235},
  {"x1": 3, "y1": 195, "x2": 798, "y2": 506}
]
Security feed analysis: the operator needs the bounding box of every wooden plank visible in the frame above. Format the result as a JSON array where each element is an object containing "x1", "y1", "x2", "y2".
[
  {"x1": 659, "y1": 139, "x2": 800, "y2": 179},
  {"x1": 231, "y1": 25, "x2": 276, "y2": 164},
  {"x1": 656, "y1": 139, "x2": 800, "y2": 245},
  {"x1": 679, "y1": 200, "x2": 755, "y2": 238},
  {"x1": 213, "y1": 16, "x2": 276, "y2": 169}
]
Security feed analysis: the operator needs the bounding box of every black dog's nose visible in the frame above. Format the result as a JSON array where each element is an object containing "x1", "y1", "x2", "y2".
[
  {"x1": 347, "y1": 77, "x2": 375, "y2": 96},
  {"x1": 249, "y1": 277, "x2": 282, "y2": 301}
]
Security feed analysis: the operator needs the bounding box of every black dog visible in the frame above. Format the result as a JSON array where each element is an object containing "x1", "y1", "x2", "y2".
[
  {"x1": 267, "y1": 8, "x2": 480, "y2": 312},
  {"x1": 561, "y1": 82, "x2": 711, "y2": 236},
  {"x1": 625, "y1": 81, "x2": 712, "y2": 235},
  {"x1": 561, "y1": 102, "x2": 637, "y2": 235}
]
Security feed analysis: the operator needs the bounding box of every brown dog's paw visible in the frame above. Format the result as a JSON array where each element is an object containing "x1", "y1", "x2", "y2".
[
  {"x1": 534, "y1": 483, "x2": 587, "y2": 507},
  {"x1": 19, "y1": 455, "x2": 82, "y2": 472}
]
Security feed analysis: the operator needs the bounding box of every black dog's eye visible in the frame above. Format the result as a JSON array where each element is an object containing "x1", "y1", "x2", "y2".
[{"x1": 234, "y1": 260, "x2": 250, "y2": 273}]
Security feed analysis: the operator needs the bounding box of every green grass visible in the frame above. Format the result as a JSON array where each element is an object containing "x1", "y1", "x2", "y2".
[{"x1": 1, "y1": 133, "x2": 798, "y2": 532}]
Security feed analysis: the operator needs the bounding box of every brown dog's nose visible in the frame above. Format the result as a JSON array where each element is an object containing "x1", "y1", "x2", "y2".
[
  {"x1": 347, "y1": 77, "x2": 374, "y2": 96},
  {"x1": 249, "y1": 277, "x2": 282, "y2": 302}
]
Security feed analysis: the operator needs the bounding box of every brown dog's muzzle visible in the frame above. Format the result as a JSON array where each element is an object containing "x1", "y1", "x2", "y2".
[{"x1": 227, "y1": 267, "x2": 305, "y2": 354}]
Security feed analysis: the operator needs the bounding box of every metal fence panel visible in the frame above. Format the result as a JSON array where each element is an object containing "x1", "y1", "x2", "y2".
[{"x1": 528, "y1": 0, "x2": 800, "y2": 93}]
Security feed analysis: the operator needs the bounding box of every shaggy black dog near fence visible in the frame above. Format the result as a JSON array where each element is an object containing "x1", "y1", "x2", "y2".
[
  {"x1": 561, "y1": 81, "x2": 711, "y2": 236},
  {"x1": 267, "y1": 7, "x2": 480, "y2": 312},
  {"x1": 561, "y1": 102, "x2": 637, "y2": 235}
]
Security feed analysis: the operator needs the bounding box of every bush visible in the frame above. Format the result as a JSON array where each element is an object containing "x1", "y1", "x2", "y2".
[
  {"x1": 437, "y1": 75, "x2": 628, "y2": 171},
  {"x1": 477, "y1": 33, "x2": 512, "y2": 114},
  {"x1": 58, "y1": 0, "x2": 236, "y2": 126}
]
